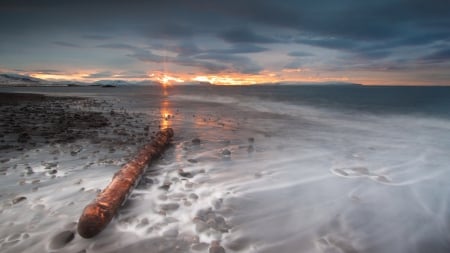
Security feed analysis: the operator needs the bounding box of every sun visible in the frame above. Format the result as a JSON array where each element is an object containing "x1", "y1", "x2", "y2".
[{"x1": 153, "y1": 74, "x2": 184, "y2": 85}]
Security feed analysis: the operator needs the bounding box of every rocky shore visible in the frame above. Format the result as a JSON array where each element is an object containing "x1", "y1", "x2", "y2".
[{"x1": 0, "y1": 92, "x2": 154, "y2": 155}]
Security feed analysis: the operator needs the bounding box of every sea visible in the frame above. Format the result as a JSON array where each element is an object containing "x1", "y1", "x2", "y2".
[{"x1": 1, "y1": 84, "x2": 450, "y2": 253}]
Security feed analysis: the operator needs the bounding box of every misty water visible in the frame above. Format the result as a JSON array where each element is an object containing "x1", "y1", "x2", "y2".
[{"x1": 1, "y1": 85, "x2": 450, "y2": 253}]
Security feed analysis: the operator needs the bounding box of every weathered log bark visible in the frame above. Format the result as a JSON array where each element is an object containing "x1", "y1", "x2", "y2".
[{"x1": 77, "y1": 128, "x2": 174, "y2": 238}]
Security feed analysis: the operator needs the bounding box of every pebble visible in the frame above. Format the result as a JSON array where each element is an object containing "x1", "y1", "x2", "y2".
[
  {"x1": 225, "y1": 237, "x2": 250, "y2": 251},
  {"x1": 44, "y1": 162, "x2": 58, "y2": 170},
  {"x1": 136, "y1": 218, "x2": 149, "y2": 228},
  {"x1": 160, "y1": 203, "x2": 180, "y2": 211},
  {"x1": 188, "y1": 159, "x2": 198, "y2": 163},
  {"x1": 193, "y1": 218, "x2": 209, "y2": 233},
  {"x1": 164, "y1": 217, "x2": 179, "y2": 223},
  {"x1": 159, "y1": 182, "x2": 171, "y2": 191},
  {"x1": 209, "y1": 241, "x2": 226, "y2": 253},
  {"x1": 192, "y1": 138, "x2": 201, "y2": 145},
  {"x1": 162, "y1": 227, "x2": 179, "y2": 238},
  {"x1": 17, "y1": 132, "x2": 30, "y2": 143},
  {"x1": 49, "y1": 230, "x2": 75, "y2": 249},
  {"x1": 12, "y1": 196, "x2": 27, "y2": 204},
  {"x1": 189, "y1": 193, "x2": 199, "y2": 200},
  {"x1": 192, "y1": 243, "x2": 209, "y2": 251},
  {"x1": 221, "y1": 149, "x2": 231, "y2": 156},
  {"x1": 178, "y1": 169, "x2": 193, "y2": 178}
]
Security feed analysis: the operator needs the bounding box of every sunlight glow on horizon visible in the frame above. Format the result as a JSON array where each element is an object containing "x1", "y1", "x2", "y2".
[
  {"x1": 27, "y1": 70, "x2": 355, "y2": 85},
  {"x1": 22, "y1": 68, "x2": 425, "y2": 86}
]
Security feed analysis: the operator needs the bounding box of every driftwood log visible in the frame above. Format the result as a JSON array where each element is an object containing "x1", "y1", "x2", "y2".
[{"x1": 77, "y1": 128, "x2": 174, "y2": 238}]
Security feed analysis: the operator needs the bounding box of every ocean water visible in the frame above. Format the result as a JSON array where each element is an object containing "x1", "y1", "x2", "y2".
[{"x1": 1, "y1": 85, "x2": 450, "y2": 253}]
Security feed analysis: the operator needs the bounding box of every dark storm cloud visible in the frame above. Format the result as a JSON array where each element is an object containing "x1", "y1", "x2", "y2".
[
  {"x1": 288, "y1": 51, "x2": 314, "y2": 57},
  {"x1": 210, "y1": 44, "x2": 269, "y2": 54},
  {"x1": 97, "y1": 43, "x2": 138, "y2": 50},
  {"x1": 127, "y1": 50, "x2": 165, "y2": 63},
  {"x1": 296, "y1": 38, "x2": 357, "y2": 51},
  {"x1": 174, "y1": 56, "x2": 229, "y2": 73},
  {"x1": 284, "y1": 60, "x2": 303, "y2": 70},
  {"x1": 165, "y1": 42, "x2": 202, "y2": 57},
  {"x1": 147, "y1": 23, "x2": 196, "y2": 40},
  {"x1": 53, "y1": 41, "x2": 82, "y2": 48},
  {"x1": 82, "y1": 35, "x2": 112, "y2": 40},
  {"x1": 97, "y1": 43, "x2": 166, "y2": 63},
  {"x1": 1, "y1": 0, "x2": 450, "y2": 83},
  {"x1": 195, "y1": 53, "x2": 262, "y2": 74},
  {"x1": 219, "y1": 28, "x2": 278, "y2": 44},
  {"x1": 422, "y1": 48, "x2": 450, "y2": 63},
  {"x1": 2, "y1": 0, "x2": 449, "y2": 43}
]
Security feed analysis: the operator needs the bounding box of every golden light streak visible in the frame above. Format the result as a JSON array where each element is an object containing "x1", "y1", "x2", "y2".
[
  {"x1": 150, "y1": 72, "x2": 185, "y2": 86},
  {"x1": 191, "y1": 73, "x2": 283, "y2": 85},
  {"x1": 30, "y1": 72, "x2": 89, "y2": 81},
  {"x1": 160, "y1": 99, "x2": 172, "y2": 129}
]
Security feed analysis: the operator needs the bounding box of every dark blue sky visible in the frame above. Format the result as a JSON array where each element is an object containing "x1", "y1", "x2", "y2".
[{"x1": 1, "y1": 0, "x2": 449, "y2": 85}]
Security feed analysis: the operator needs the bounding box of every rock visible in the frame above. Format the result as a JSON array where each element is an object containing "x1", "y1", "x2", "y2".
[
  {"x1": 160, "y1": 203, "x2": 180, "y2": 211},
  {"x1": 192, "y1": 138, "x2": 201, "y2": 145},
  {"x1": 44, "y1": 162, "x2": 58, "y2": 170},
  {"x1": 162, "y1": 227, "x2": 178, "y2": 238},
  {"x1": 247, "y1": 145, "x2": 254, "y2": 153},
  {"x1": 17, "y1": 132, "x2": 30, "y2": 143},
  {"x1": 178, "y1": 169, "x2": 193, "y2": 178},
  {"x1": 192, "y1": 243, "x2": 209, "y2": 251},
  {"x1": 188, "y1": 159, "x2": 198, "y2": 163},
  {"x1": 136, "y1": 218, "x2": 149, "y2": 228},
  {"x1": 49, "y1": 230, "x2": 75, "y2": 249},
  {"x1": 221, "y1": 149, "x2": 231, "y2": 156},
  {"x1": 209, "y1": 241, "x2": 226, "y2": 253},
  {"x1": 225, "y1": 237, "x2": 250, "y2": 251},
  {"x1": 159, "y1": 182, "x2": 171, "y2": 190},
  {"x1": 193, "y1": 219, "x2": 208, "y2": 233},
  {"x1": 188, "y1": 193, "x2": 199, "y2": 200},
  {"x1": 164, "y1": 217, "x2": 179, "y2": 223},
  {"x1": 248, "y1": 137, "x2": 255, "y2": 143},
  {"x1": 12, "y1": 196, "x2": 27, "y2": 204},
  {"x1": 49, "y1": 169, "x2": 58, "y2": 175}
]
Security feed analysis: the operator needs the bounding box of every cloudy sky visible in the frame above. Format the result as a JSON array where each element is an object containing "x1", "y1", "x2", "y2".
[{"x1": 1, "y1": 0, "x2": 449, "y2": 85}]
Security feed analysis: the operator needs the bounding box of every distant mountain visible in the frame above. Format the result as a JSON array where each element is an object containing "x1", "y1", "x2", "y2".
[
  {"x1": 277, "y1": 81, "x2": 362, "y2": 86},
  {"x1": 0, "y1": 73, "x2": 155, "y2": 87},
  {"x1": 0, "y1": 73, "x2": 46, "y2": 85},
  {"x1": 92, "y1": 80, "x2": 133, "y2": 87}
]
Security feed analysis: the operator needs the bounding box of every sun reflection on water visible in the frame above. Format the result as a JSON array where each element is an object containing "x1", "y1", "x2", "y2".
[{"x1": 159, "y1": 86, "x2": 172, "y2": 129}]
